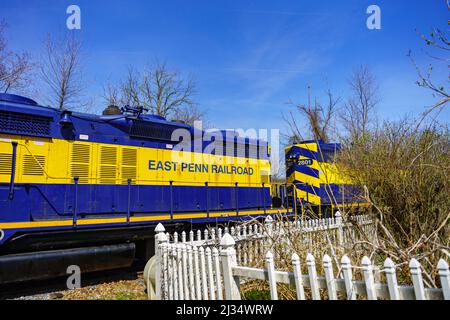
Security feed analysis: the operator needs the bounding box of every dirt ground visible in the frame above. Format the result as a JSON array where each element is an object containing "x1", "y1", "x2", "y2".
[
  {"x1": 12, "y1": 271, "x2": 148, "y2": 300},
  {"x1": 61, "y1": 278, "x2": 147, "y2": 300}
]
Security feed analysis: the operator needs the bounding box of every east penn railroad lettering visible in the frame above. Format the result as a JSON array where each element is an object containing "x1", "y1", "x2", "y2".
[{"x1": 148, "y1": 160, "x2": 254, "y2": 175}]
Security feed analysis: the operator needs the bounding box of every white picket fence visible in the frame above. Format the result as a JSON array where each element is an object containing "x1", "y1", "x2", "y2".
[
  {"x1": 150, "y1": 214, "x2": 450, "y2": 300},
  {"x1": 156, "y1": 212, "x2": 376, "y2": 270},
  {"x1": 161, "y1": 212, "x2": 375, "y2": 254}
]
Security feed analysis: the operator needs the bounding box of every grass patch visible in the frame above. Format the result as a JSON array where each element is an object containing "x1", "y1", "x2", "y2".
[{"x1": 242, "y1": 289, "x2": 271, "y2": 300}]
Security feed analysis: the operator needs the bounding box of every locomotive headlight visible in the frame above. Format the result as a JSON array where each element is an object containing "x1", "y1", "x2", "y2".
[{"x1": 0, "y1": 229, "x2": 4, "y2": 241}]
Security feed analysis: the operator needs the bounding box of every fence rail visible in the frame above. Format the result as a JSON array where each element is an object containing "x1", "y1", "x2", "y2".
[
  {"x1": 149, "y1": 214, "x2": 449, "y2": 300},
  {"x1": 163, "y1": 212, "x2": 374, "y2": 247}
]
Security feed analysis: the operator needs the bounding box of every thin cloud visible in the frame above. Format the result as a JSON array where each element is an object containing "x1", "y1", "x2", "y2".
[{"x1": 230, "y1": 10, "x2": 332, "y2": 17}]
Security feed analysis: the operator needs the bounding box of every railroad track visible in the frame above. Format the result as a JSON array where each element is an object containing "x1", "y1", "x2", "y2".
[{"x1": 0, "y1": 262, "x2": 146, "y2": 300}]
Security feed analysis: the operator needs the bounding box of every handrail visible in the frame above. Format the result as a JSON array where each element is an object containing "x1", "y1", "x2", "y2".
[{"x1": 8, "y1": 141, "x2": 18, "y2": 200}]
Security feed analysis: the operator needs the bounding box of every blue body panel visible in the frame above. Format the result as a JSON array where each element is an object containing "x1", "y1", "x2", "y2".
[
  {"x1": 289, "y1": 182, "x2": 363, "y2": 205},
  {"x1": 0, "y1": 183, "x2": 271, "y2": 219}
]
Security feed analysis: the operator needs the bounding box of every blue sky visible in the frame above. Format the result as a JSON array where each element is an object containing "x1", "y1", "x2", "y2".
[{"x1": 1, "y1": 0, "x2": 449, "y2": 137}]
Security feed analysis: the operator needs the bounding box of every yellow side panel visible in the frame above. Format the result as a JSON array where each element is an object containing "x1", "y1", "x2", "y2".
[
  {"x1": 0, "y1": 135, "x2": 270, "y2": 188},
  {"x1": 319, "y1": 162, "x2": 351, "y2": 185},
  {"x1": 295, "y1": 187, "x2": 321, "y2": 205},
  {"x1": 292, "y1": 171, "x2": 320, "y2": 188}
]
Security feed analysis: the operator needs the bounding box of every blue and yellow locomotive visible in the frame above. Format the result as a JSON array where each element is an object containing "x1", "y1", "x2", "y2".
[
  {"x1": 285, "y1": 140, "x2": 367, "y2": 218},
  {"x1": 0, "y1": 93, "x2": 286, "y2": 283}
]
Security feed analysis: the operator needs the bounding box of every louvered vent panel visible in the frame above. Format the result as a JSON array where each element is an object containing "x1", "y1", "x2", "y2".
[
  {"x1": 100, "y1": 166, "x2": 116, "y2": 184},
  {"x1": 100, "y1": 146, "x2": 117, "y2": 184},
  {"x1": 23, "y1": 155, "x2": 45, "y2": 176},
  {"x1": 100, "y1": 146, "x2": 117, "y2": 165},
  {"x1": 0, "y1": 110, "x2": 51, "y2": 137},
  {"x1": 122, "y1": 148, "x2": 136, "y2": 166},
  {"x1": 121, "y1": 148, "x2": 137, "y2": 184},
  {"x1": 0, "y1": 153, "x2": 12, "y2": 174},
  {"x1": 129, "y1": 120, "x2": 174, "y2": 141},
  {"x1": 70, "y1": 144, "x2": 90, "y2": 183}
]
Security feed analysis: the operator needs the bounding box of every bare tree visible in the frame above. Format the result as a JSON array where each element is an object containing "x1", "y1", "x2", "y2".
[
  {"x1": 150, "y1": 62, "x2": 195, "y2": 117},
  {"x1": 340, "y1": 65, "x2": 379, "y2": 140},
  {"x1": 170, "y1": 103, "x2": 205, "y2": 126},
  {"x1": 337, "y1": 118, "x2": 450, "y2": 284},
  {"x1": 284, "y1": 87, "x2": 339, "y2": 143},
  {"x1": 0, "y1": 20, "x2": 33, "y2": 94},
  {"x1": 102, "y1": 81, "x2": 121, "y2": 107},
  {"x1": 109, "y1": 61, "x2": 201, "y2": 121},
  {"x1": 119, "y1": 62, "x2": 196, "y2": 117},
  {"x1": 120, "y1": 66, "x2": 141, "y2": 107},
  {"x1": 408, "y1": 4, "x2": 449, "y2": 114},
  {"x1": 40, "y1": 34, "x2": 85, "y2": 110}
]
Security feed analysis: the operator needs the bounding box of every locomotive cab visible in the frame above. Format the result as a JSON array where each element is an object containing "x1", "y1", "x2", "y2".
[{"x1": 285, "y1": 140, "x2": 367, "y2": 219}]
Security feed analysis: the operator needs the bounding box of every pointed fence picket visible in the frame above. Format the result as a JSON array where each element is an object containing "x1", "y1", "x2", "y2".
[
  {"x1": 291, "y1": 253, "x2": 305, "y2": 299},
  {"x1": 323, "y1": 254, "x2": 337, "y2": 300}
]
